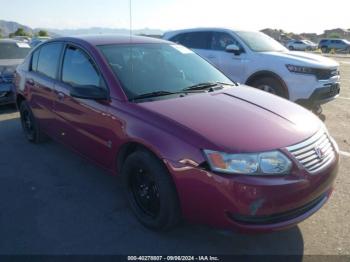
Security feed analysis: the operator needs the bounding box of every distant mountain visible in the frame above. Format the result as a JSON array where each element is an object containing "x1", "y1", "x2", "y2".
[
  {"x1": 0, "y1": 20, "x2": 60, "y2": 37},
  {"x1": 0, "y1": 20, "x2": 33, "y2": 36},
  {"x1": 0, "y1": 20, "x2": 164, "y2": 38},
  {"x1": 45, "y1": 27, "x2": 164, "y2": 37}
]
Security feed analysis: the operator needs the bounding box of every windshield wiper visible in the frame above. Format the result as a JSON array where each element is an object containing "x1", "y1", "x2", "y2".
[
  {"x1": 131, "y1": 91, "x2": 178, "y2": 101},
  {"x1": 130, "y1": 82, "x2": 237, "y2": 101},
  {"x1": 183, "y1": 81, "x2": 238, "y2": 91},
  {"x1": 130, "y1": 89, "x2": 205, "y2": 101},
  {"x1": 183, "y1": 82, "x2": 220, "y2": 91},
  {"x1": 216, "y1": 81, "x2": 239, "y2": 86}
]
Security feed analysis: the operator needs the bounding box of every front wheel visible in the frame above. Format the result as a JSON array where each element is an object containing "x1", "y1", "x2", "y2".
[
  {"x1": 321, "y1": 46, "x2": 328, "y2": 53},
  {"x1": 250, "y1": 77, "x2": 288, "y2": 98},
  {"x1": 122, "y1": 150, "x2": 181, "y2": 231}
]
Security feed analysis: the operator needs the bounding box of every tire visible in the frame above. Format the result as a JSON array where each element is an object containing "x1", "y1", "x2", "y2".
[
  {"x1": 250, "y1": 77, "x2": 288, "y2": 98},
  {"x1": 321, "y1": 46, "x2": 328, "y2": 53},
  {"x1": 19, "y1": 101, "x2": 48, "y2": 143},
  {"x1": 289, "y1": 46, "x2": 294, "y2": 51},
  {"x1": 122, "y1": 150, "x2": 181, "y2": 230}
]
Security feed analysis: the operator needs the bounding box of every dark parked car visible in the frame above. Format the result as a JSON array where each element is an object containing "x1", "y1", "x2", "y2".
[
  {"x1": 318, "y1": 39, "x2": 350, "y2": 53},
  {"x1": 15, "y1": 36, "x2": 339, "y2": 233},
  {"x1": 0, "y1": 39, "x2": 31, "y2": 105}
]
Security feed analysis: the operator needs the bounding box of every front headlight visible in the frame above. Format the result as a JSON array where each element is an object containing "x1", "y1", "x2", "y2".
[
  {"x1": 203, "y1": 150, "x2": 292, "y2": 175},
  {"x1": 286, "y1": 64, "x2": 315, "y2": 75}
]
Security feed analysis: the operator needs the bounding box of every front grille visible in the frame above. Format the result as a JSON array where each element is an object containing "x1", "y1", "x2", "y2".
[
  {"x1": 314, "y1": 68, "x2": 339, "y2": 80},
  {"x1": 287, "y1": 129, "x2": 336, "y2": 174},
  {"x1": 319, "y1": 83, "x2": 340, "y2": 100}
]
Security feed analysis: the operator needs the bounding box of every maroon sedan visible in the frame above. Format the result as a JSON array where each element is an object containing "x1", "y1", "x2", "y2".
[{"x1": 15, "y1": 35, "x2": 339, "y2": 233}]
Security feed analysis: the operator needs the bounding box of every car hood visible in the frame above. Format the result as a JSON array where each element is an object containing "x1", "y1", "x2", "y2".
[
  {"x1": 139, "y1": 86, "x2": 322, "y2": 153},
  {"x1": 0, "y1": 59, "x2": 23, "y2": 74},
  {"x1": 260, "y1": 51, "x2": 339, "y2": 68}
]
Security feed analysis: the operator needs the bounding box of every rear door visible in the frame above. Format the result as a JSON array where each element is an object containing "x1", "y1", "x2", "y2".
[
  {"x1": 53, "y1": 44, "x2": 113, "y2": 168},
  {"x1": 172, "y1": 32, "x2": 215, "y2": 64},
  {"x1": 25, "y1": 42, "x2": 63, "y2": 135}
]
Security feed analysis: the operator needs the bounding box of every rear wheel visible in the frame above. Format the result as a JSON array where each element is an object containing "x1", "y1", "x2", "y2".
[
  {"x1": 250, "y1": 77, "x2": 288, "y2": 98},
  {"x1": 19, "y1": 101, "x2": 48, "y2": 143},
  {"x1": 122, "y1": 150, "x2": 181, "y2": 230}
]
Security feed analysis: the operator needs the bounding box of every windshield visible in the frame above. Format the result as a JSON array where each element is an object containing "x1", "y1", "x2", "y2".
[
  {"x1": 235, "y1": 31, "x2": 288, "y2": 52},
  {"x1": 0, "y1": 42, "x2": 31, "y2": 59},
  {"x1": 98, "y1": 43, "x2": 233, "y2": 99}
]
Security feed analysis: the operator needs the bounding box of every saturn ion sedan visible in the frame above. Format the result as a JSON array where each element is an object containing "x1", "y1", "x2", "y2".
[{"x1": 14, "y1": 35, "x2": 339, "y2": 233}]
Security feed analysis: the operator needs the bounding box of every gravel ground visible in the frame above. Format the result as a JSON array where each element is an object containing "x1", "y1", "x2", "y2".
[{"x1": 0, "y1": 58, "x2": 349, "y2": 256}]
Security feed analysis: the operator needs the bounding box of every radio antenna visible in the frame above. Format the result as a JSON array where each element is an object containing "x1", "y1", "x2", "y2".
[{"x1": 129, "y1": 0, "x2": 132, "y2": 41}]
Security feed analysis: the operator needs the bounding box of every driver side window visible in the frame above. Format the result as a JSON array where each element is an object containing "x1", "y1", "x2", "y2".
[
  {"x1": 62, "y1": 46, "x2": 102, "y2": 88},
  {"x1": 210, "y1": 32, "x2": 240, "y2": 51}
]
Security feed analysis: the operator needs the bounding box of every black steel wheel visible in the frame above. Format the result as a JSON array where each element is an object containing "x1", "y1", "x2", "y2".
[
  {"x1": 122, "y1": 150, "x2": 181, "y2": 230},
  {"x1": 19, "y1": 101, "x2": 48, "y2": 143}
]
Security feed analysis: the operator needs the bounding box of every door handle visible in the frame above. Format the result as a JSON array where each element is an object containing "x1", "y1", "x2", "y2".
[
  {"x1": 57, "y1": 92, "x2": 65, "y2": 101},
  {"x1": 207, "y1": 55, "x2": 216, "y2": 59}
]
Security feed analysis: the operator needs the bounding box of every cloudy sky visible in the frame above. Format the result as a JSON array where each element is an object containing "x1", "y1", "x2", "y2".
[{"x1": 0, "y1": 0, "x2": 349, "y2": 33}]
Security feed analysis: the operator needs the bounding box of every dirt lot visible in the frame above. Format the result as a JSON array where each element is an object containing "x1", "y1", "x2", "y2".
[{"x1": 0, "y1": 58, "x2": 349, "y2": 256}]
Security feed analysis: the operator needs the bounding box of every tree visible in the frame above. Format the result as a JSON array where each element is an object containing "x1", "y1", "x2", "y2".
[
  {"x1": 9, "y1": 27, "x2": 30, "y2": 38},
  {"x1": 36, "y1": 30, "x2": 49, "y2": 37},
  {"x1": 327, "y1": 32, "x2": 341, "y2": 39}
]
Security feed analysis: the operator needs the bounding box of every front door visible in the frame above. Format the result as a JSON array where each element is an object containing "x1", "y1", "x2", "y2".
[
  {"x1": 209, "y1": 32, "x2": 248, "y2": 83},
  {"x1": 53, "y1": 44, "x2": 113, "y2": 169}
]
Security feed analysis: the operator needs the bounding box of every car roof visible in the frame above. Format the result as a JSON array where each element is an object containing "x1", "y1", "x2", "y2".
[
  {"x1": 0, "y1": 39, "x2": 24, "y2": 44},
  {"x1": 320, "y1": 38, "x2": 346, "y2": 41},
  {"x1": 51, "y1": 34, "x2": 171, "y2": 46},
  {"x1": 164, "y1": 27, "x2": 236, "y2": 36}
]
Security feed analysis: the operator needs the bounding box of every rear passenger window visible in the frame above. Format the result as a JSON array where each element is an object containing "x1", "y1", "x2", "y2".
[
  {"x1": 37, "y1": 43, "x2": 63, "y2": 79},
  {"x1": 62, "y1": 46, "x2": 101, "y2": 87},
  {"x1": 175, "y1": 32, "x2": 212, "y2": 50}
]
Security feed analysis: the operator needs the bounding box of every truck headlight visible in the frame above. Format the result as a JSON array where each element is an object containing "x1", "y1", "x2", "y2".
[{"x1": 203, "y1": 150, "x2": 292, "y2": 175}]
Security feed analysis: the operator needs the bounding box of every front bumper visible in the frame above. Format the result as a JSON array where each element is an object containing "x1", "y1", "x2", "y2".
[
  {"x1": 165, "y1": 152, "x2": 339, "y2": 233},
  {"x1": 284, "y1": 72, "x2": 340, "y2": 106},
  {"x1": 0, "y1": 84, "x2": 15, "y2": 105},
  {"x1": 296, "y1": 82, "x2": 340, "y2": 108}
]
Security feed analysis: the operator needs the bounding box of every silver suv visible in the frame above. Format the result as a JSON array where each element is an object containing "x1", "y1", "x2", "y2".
[{"x1": 287, "y1": 40, "x2": 317, "y2": 51}]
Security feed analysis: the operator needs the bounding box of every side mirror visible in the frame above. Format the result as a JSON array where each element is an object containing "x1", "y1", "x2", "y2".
[
  {"x1": 226, "y1": 44, "x2": 242, "y2": 55},
  {"x1": 70, "y1": 85, "x2": 108, "y2": 100}
]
